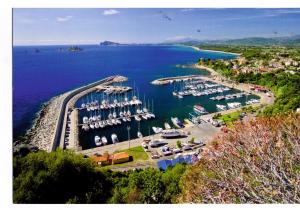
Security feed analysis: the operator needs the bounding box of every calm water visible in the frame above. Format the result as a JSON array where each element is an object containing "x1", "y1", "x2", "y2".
[{"x1": 13, "y1": 45, "x2": 254, "y2": 148}]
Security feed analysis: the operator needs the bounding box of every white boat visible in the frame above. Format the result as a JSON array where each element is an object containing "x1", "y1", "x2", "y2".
[
  {"x1": 107, "y1": 119, "x2": 113, "y2": 126},
  {"x1": 161, "y1": 129, "x2": 182, "y2": 138},
  {"x1": 171, "y1": 117, "x2": 185, "y2": 128},
  {"x1": 152, "y1": 127, "x2": 163, "y2": 134},
  {"x1": 83, "y1": 116, "x2": 89, "y2": 124},
  {"x1": 193, "y1": 104, "x2": 208, "y2": 114},
  {"x1": 112, "y1": 119, "x2": 118, "y2": 125},
  {"x1": 95, "y1": 136, "x2": 102, "y2": 146},
  {"x1": 89, "y1": 123, "x2": 95, "y2": 129},
  {"x1": 94, "y1": 122, "x2": 100, "y2": 129},
  {"x1": 82, "y1": 124, "x2": 89, "y2": 131},
  {"x1": 126, "y1": 116, "x2": 131, "y2": 121},
  {"x1": 227, "y1": 102, "x2": 241, "y2": 109},
  {"x1": 99, "y1": 121, "x2": 105, "y2": 128},
  {"x1": 149, "y1": 139, "x2": 166, "y2": 148},
  {"x1": 142, "y1": 114, "x2": 148, "y2": 120},
  {"x1": 164, "y1": 122, "x2": 171, "y2": 130},
  {"x1": 137, "y1": 131, "x2": 143, "y2": 138},
  {"x1": 111, "y1": 133, "x2": 119, "y2": 144},
  {"x1": 216, "y1": 104, "x2": 227, "y2": 111},
  {"x1": 101, "y1": 136, "x2": 108, "y2": 145},
  {"x1": 135, "y1": 115, "x2": 141, "y2": 121}
]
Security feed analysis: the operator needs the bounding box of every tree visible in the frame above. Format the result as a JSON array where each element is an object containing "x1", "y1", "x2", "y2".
[
  {"x1": 13, "y1": 149, "x2": 113, "y2": 204},
  {"x1": 176, "y1": 141, "x2": 182, "y2": 149}
]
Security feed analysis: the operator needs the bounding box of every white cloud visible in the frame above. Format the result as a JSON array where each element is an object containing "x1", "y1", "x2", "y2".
[
  {"x1": 102, "y1": 9, "x2": 120, "y2": 16},
  {"x1": 56, "y1": 16, "x2": 73, "y2": 22}
]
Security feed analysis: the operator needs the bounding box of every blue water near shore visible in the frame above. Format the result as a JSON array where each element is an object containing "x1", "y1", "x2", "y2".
[{"x1": 13, "y1": 45, "x2": 241, "y2": 144}]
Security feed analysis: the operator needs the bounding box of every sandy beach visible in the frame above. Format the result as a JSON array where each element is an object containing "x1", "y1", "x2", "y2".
[{"x1": 189, "y1": 45, "x2": 241, "y2": 56}]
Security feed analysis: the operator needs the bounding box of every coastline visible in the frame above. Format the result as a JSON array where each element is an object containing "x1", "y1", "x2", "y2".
[
  {"x1": 192, "y1": 63, "x2": 275, "y2": 110},
  {"x1": 21, "y1": 92, "x2": 70, "y2": 151},
  {"x1": 188, "y1": 45, "x2": 241, "y2": 56}
]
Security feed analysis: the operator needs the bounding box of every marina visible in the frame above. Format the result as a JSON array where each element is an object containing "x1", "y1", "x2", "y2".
[{"x1": 14, "y1": 45, "x2": 268, "y2": 153}]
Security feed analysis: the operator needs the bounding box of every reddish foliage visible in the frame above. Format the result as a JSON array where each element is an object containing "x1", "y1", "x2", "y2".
[{"x1": 178, "y1": 114, "x2": 300, "y2": 203}]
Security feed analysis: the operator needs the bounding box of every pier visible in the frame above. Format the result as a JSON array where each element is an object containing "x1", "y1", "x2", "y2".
[
  {"x1": 96, "y1": 85, "x2": 132, "y2": 94},
  {"x1": 51, "y1": 75, "x2": 128, "y2": 152},
  {"x1": 151, "y1": 75, "x2": 203, "y2": 85}
]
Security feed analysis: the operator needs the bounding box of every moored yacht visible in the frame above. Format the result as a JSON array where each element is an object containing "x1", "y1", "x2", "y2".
[
  {"x1": 171, "y1": 117, "x2": 185, "y2": 128},
  {"x1": 95, "y1": 135, "x2": 102, "y2": 146},
  {"x1": 101, "y1": 136, "x2": 108, "y2": 145},
  {"x1": 193, "y1": 104, "x2": 208, "y2": 114},
  {"x1": 161, "y1": 129, "x2": 182, "y2": 138},
  {"x1": 152, "y1": 127, "x2": 163, "y2": 134},
  {"x1": 111, "y1": 133, "x2": 119, "y2": 144}
]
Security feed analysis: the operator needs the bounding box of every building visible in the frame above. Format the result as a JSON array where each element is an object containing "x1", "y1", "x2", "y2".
[
  {"x1": 112, "y1": 152, "x2": 130, "y2": 164},
  {"x1": 91, "y1": 153, "x2": 110, "y2": 166}
]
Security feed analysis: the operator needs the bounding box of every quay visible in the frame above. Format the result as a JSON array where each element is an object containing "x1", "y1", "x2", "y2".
[
  {"x1": 78, "y1": 122, "x2": 220, "y2": 157},
  {"x1": 52, "y1": 75, "x2": 128, "y2": 152}
]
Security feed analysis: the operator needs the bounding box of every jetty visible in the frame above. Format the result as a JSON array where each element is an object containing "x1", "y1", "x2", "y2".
[
  {"x1": 96, "y1": 85, "x2": 132, "y2": 94},
  {"x1": 151, "y1": 75, "x2": 203, "y2": 85},
  {"x1": 27, "y1": 75, "x2": 127, "y2": 152}
]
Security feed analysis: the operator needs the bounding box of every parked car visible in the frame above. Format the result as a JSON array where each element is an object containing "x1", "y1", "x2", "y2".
[
  {"x1": 151, "y1": 153, "x2": 160, "y2": 159},
  {"x1": 173, "y1": 148, "x2": 182, "y2": 154},
  {"x1": 183, "y1": 144, "x2": 192, "y2": 151}
]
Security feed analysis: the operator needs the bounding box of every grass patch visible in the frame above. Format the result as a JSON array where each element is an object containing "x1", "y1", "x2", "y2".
[
  {"x1": 215, "y1": 106, "x2": 260, "y2": 126},
  {"x1": 114, "y1": 146, "x2": 149, "y2": 161},
  {"x1": 218, "y1": 111, "x2": 241, "y2": 126},
  {"x1": 99, "y1": 146, "x2": 149, "y2": 170}
]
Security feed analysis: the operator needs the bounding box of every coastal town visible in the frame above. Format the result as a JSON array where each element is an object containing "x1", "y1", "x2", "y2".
[
  {"x1": 11, "y1": 8, "x2": 300, "y2": 204},
  {"x1": 198, "y1": 46, "x2": 300, "y2": 75}
]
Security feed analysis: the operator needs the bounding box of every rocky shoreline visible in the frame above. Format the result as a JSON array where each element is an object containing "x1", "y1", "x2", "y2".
[{"x1": 17, "y1": 92, "x2": 69, "y2": 152}]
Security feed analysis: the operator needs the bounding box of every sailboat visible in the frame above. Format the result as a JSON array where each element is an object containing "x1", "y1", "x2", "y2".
[
  {"x1": 101, "y1": 136, "x2": 108, "y2": 145},
  {"x1": 111, "y1": 133, "x2": 119, "y2": 144},
  {"x1": 137, "y1": 121, "x2": 143, "y2": 138},
  {"x1": 95, "y1": 136, "x2": 102, "y2": 146}
]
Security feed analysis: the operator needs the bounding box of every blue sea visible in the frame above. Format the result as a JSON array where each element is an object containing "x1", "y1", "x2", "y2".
[{"x1": 13, "y1": 45, "x2": 254, "y2": 148}]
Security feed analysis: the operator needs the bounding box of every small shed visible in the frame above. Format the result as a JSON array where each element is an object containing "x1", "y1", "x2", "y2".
[{"x1": 112, "y1": 152, "x2": 130, "y2": 164}]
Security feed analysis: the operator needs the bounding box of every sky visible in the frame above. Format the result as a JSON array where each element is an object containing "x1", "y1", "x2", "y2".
[{"x1": 13, "y1": 8, "x2": 300, "y2": 45}]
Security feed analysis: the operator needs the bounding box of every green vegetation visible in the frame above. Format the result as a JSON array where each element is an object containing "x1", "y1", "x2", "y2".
[
  {"x1": 235, "y1": 71, "x2": 300, "y2": 115},
  {"x1": 215, "y1": 111, "x2": 242, "y2": 126},
  {"x1": 13, "y1": 149, "x2": 112, "y2": 203},
  {"x1": 13, "y1": 149, "x2": 187, "y2": 204},
  {"x1": 110, "y1": 164, "x2": 187, "y2": 203},
  {"x1": 199, "y1": 45, "x2": 300, "y2": 116},
  {"x1": 213, "y1": 106, "x2": 260, "y2": 125},
  {"x1": 188, "y1": 137, "x2": 195, "y2": 144},
  {"x1": 176, "y1": 140, "x2": 182, "y2": 149}
]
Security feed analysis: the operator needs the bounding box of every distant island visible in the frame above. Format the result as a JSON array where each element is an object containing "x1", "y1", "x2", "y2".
[
  {"x1": 68, "y1": 46, "x2": 83, "y2": 52},
  {"x1": 99, "y1": 41, "x2": 122, "y2": 46}
]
